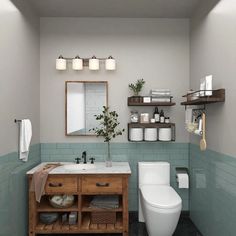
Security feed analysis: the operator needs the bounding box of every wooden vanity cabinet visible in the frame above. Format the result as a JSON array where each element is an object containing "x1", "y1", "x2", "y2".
[{"x1": 28, "y1": 174, "x2": 130, "y2": 236}]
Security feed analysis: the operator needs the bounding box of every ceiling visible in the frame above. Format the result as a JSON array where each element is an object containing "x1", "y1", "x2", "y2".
[{"x1": 29, "y1": 0, "x2": 201, "y2": 18}]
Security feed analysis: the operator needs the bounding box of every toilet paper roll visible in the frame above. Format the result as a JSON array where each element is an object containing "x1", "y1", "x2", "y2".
[
  {"x1": 159, "y1": 128, "x2": 172, "y2": 141},
  {"x1": 176, "y1": 173, "x2": 189, "y2": 189},
  {"x1": 129, "y1": 128, "x2": 143, "y2": 141},
  {"x1": 144, "y1": 128, "x2": 157, "y2": 141}
]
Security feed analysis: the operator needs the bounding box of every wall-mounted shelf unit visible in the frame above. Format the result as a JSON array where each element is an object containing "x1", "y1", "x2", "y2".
[
  {"x1": 127, "y1": 123, "x2": 176, "y2": 142},
  {"x1": 127, "y1": 96, "x2": 176, "y2": 142},
  {"x1": 181, "y1": 89, "x2": 225, "y2": 106},
  {"x1": 127, "y1": 97, "x2": 175, "y2": 106}
]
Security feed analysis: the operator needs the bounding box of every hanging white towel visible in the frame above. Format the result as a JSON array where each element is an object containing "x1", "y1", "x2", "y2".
[{"x1": 19, "y1": 119, "x2": 32, "y2": 162}]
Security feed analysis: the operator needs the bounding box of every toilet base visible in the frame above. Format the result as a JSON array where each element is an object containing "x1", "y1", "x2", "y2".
[{"x1": 140, "y1": 193, "x2": 181, "y2": 236}]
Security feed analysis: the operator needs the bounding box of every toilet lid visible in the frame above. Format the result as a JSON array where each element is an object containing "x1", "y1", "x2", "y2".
[{"x1": 140, "y1": 185, "x2": 182, "y2": 209}]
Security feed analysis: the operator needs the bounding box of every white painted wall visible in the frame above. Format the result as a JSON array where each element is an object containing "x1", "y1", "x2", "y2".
[
  {"x1": 190, "y1": 0, "x2": 236, "y2": 156},
  {"x1": 40, "y1": 18, "x2": 190, "y2": 143},
  {"x1": 0, "y1": 0, "x2": 40, "y2": 156}
]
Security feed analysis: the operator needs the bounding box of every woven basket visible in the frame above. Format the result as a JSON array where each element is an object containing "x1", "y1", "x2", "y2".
[{"x1": 91, "y1": 212, "x2": 116, "y2": 224}]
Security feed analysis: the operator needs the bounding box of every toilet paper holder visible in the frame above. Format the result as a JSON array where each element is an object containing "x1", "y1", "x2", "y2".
[
  {"x1": 175, "y1": 167, "x2": 188, "y2": 175},
  {"x1": 175, "y1": 167, "x2": 189, "y2": 189}
]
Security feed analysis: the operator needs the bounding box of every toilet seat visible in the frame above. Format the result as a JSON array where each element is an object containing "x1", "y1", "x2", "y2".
[{"x1": 140, "y1": 185, "x2": 182, "y2": 209}]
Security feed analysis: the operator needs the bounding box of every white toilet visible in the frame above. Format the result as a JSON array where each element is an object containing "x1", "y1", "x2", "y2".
[{"x1": 138, "y1": 162, "x2": 182, "y2": 236}]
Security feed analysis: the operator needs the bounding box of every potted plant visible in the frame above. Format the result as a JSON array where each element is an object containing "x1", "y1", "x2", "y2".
[
  {"x1": 91, "y1": 106, "x2": 125, "y2": 167},
  {"x1": 128, "y1": 78, "x2": 145, "y2": 102}
]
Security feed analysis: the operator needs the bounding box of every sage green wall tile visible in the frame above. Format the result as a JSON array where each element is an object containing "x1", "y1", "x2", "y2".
[
  {"x1": 0, "y1": 142, "x2": 190, "y2": 236},
  {"x1": 190, "y1": 144, "x2": 236, "y2": 236},
  {"x1": 0, "y1": 144, "x2": 40, "y2": 236},
  {"x1": 41, "y1": 142, "x2": 189, "y2": 211}
]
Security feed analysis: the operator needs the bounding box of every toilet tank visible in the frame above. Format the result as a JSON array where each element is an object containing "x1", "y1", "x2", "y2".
[{"x1": 138, "y1": 162, "x2": 170, "y2": 187}]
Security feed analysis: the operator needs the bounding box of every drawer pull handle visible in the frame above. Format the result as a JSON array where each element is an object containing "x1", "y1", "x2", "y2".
[
  {"x1": 96, "y1": 182, "x2": 110, "y2": 187},
  {"x1": 49, "y1": 183, "x2": 63, "y2": 187}
]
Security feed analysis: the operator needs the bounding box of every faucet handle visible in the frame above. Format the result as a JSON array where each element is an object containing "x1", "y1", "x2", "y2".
[
  {"x1": 75, "y1": 157, "x2": 81, "y2": 164},
  {"x1": 89, "y1": 157, "x2": 95, "y2": 164}
]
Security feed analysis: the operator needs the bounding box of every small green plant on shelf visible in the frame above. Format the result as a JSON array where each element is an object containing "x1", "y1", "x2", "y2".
[
  {"x1": 128, "y1": 78, "x2": 145, "y2": 96},
  {"x1": 91, "y1": 106, "x2": 125, "y2": 167}
]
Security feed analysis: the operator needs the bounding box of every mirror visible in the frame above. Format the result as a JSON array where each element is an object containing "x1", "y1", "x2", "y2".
[{"x1": 66, "y1": 81, "x2": 108, "y2": 136}]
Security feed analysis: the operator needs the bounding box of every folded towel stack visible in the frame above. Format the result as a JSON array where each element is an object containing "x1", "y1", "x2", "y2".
[
  {"x1": 90, "y1": 195, "x2": 119, "y2": 209},
  {"x1": 150, "y1": 89, "x2": 171, "y2": 102}
]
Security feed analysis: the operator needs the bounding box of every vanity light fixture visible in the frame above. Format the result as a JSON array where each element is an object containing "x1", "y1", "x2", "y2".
[
  {"x1": 72, "y1": 55, "x2": 83, "y2": 70},
  {"x1": 89, "y1": 56, "x2": 100, "y2": 70},
  {"x1": 56, "y1": 55, "x2": 67, "y2": 70},
  {"x1": 56, "y1": 55, "x2": 116, "y2": 71},
  {"x1": 105, "y1": 56, "x2": 116, "y2": 70}
]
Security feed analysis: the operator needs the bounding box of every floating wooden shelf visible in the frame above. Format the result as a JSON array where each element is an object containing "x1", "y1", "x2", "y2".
[
  {"x1": 127, "y1": 97, "x2": 175, "y2": 106},
  {"x1": 181, "y1": 89, "x2": 225, "y2": 106},
  {"x1": 128, "y1": 122, "x2": 174, "y2": 129}
]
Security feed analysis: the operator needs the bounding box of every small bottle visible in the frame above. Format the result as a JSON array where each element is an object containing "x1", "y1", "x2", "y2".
[
  {"x1": 68, "y1": 212, "x2": 77, "y2": 225},
  {"x1": 165, "y1": 117, "x2": 170, "y2": 124},
  {"x1": 160, "y1": 110, "x2": 165, "y2": 123},
  {"x1": 153, "y1": 107, "x2": 160, "y2": 123}
]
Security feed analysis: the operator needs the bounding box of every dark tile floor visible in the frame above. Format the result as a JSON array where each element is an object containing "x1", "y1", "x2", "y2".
[
  {"x1": 129, "y1": 212, "x2": 202, "y2": 236},
  {"x1": 40, "y1": 212, "x2": 202, "y2": 236},
  {"x1": 173, "y1": 213, "x2": 202, "y2": 236}
]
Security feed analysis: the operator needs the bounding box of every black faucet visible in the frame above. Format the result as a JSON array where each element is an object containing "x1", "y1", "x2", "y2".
[{"x1": 82, "y1": 151, "x2": 87, "y2": 164}]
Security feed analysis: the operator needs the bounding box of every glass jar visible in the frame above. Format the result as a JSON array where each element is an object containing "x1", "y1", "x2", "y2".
[
  {"x1": 140, "y1": 113, "x2": 149, "y2": 123},
  {"x1": 130, "y1": 111, "x2": 139, "y2": 123}
]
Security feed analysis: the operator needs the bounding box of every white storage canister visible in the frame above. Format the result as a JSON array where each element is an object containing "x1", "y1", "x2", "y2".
[
  {"x1": 159, "y1": 128, "x2": 172, "y2": 141},
  {"x1": 129, "y1": 128, "x2": 143, "y2": 141},
  {"x1": 144, "y1": 128, "x2": 157, "y2": 141}
]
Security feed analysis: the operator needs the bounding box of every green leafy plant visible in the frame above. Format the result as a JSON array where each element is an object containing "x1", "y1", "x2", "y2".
[
  {"x1": 128, "y1": 78, "x2": 145, "y2": 96},
  {"x1": 91, "y1": 106, "x2": 125, "y2": 167}
]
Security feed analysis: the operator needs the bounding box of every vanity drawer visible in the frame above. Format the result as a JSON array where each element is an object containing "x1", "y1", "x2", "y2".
[
  {"x1": 81, "y1": 176, "x2": 122, "y2": 194},
  {"x1": 45, "y1": 176, "x2": 77, "y2": 194}
]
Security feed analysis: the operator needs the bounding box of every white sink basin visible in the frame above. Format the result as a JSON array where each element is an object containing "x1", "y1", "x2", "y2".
[{"x1": 63, "y1": 164, "x2": 96, "y2": 171}]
